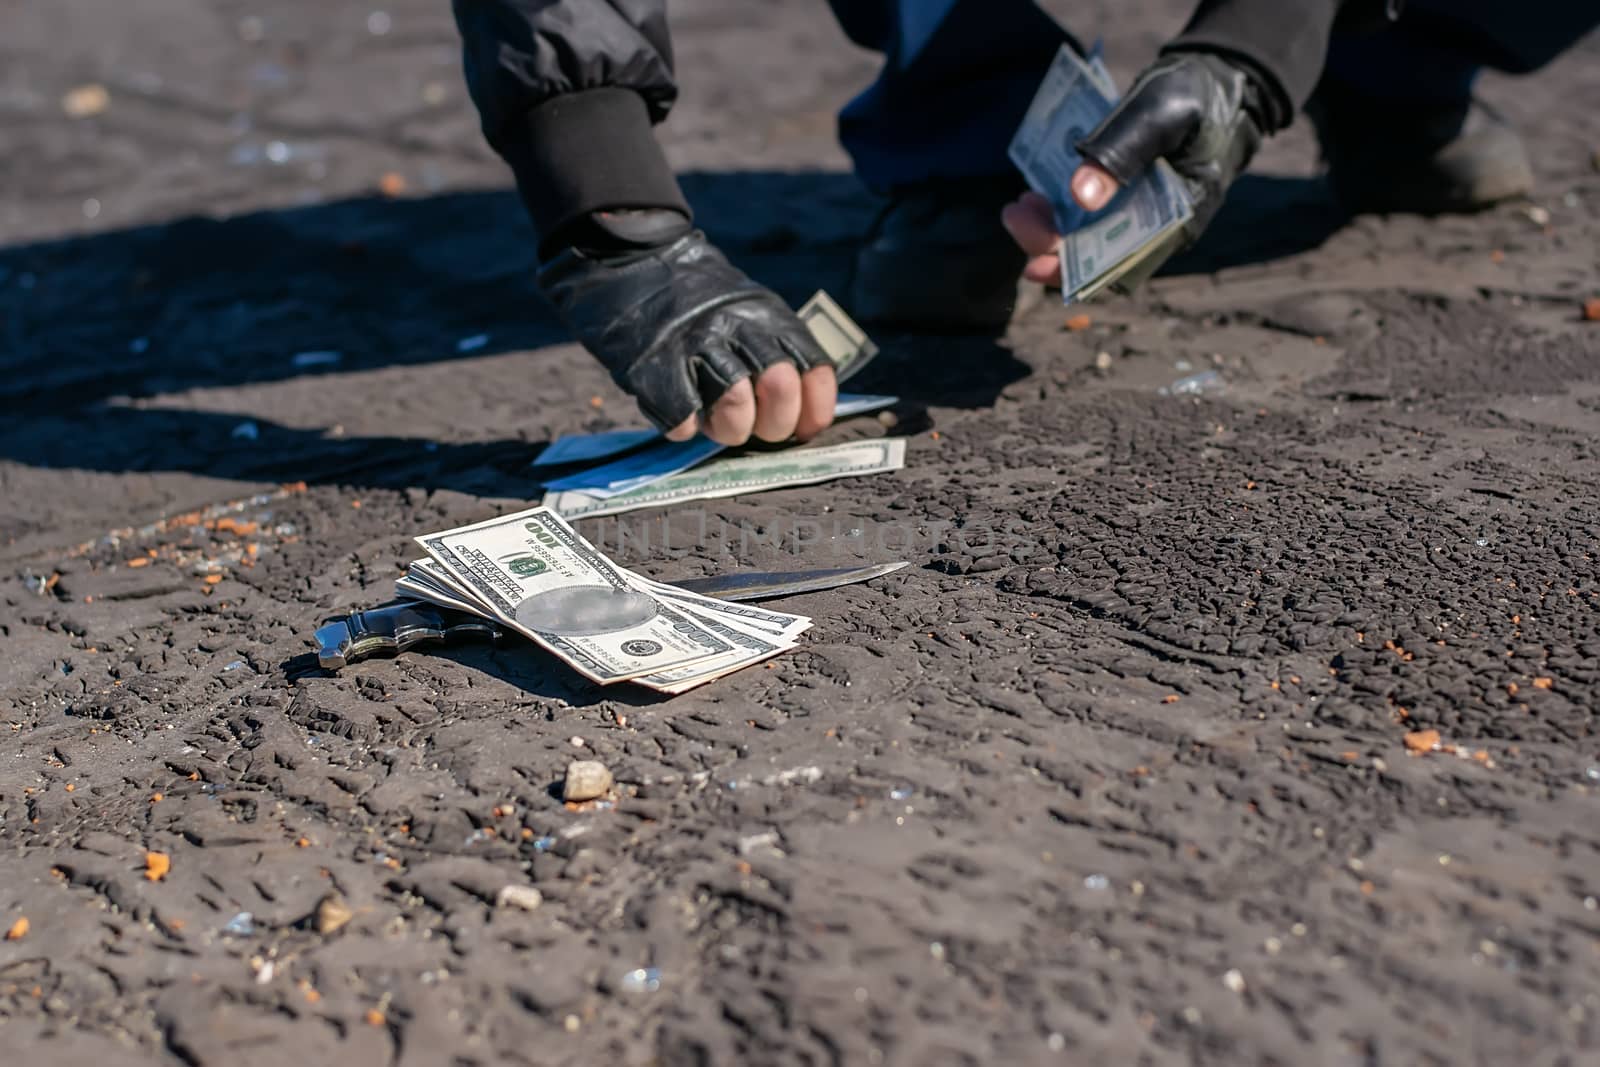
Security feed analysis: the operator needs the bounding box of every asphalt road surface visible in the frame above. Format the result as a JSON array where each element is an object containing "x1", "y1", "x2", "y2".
[{"x1": 3, "y1": 2, "x2": 1598, "y2": 1064}]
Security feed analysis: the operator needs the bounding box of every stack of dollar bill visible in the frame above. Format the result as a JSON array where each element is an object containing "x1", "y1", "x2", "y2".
[
  {"x1": 1008, "y1": 44, "x2": 1195, "y2": 303},
  {"x1": 397, "y1": 506, "x2": 812, "y2": 693},
  {"x1": 535, "y1": 290, "x2": 907, "y2": 519}
]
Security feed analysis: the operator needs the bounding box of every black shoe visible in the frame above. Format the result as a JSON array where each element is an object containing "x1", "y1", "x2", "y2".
[
  {"x1": 849, "y1": 177, "x2": 1038, "y2": 332},
  {"x1": 1309, "y1": 84, "x2": 1534, "y2": 214}
]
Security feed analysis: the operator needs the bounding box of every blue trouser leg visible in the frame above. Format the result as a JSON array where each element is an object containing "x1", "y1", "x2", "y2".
[
  {"x1": 829, "y1": 0, "x2": 1076, "y2": 192},
  {"x1": 1326, "y1": 0, "x2": 1600, "y2": 102}
]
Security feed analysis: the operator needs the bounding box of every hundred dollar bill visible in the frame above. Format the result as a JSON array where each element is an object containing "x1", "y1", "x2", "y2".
[
  {"x1": 1060, "y1": 159, "x2": 1191, "y2": 300},
  {"x1": 796, "y1": 291, "x2": 878, "y2": 382},
  {"x1": 1084, "y1": 39, "x2": 1117, "y2": 98},
  {"x1": 1008, "y1": 44, "x2": 1193, "y2": 303},
  {"x1": 415, "y1": 507, "x2": 735, "y2": 684},
  {"x1": 396, "y1": 551, "x2": 811, "y2": 692},
  {"x1": 633, "y1": 574, "x2": 812, "y2": 641},
  {"x1": 532, "y1": 393, "x2": 897, "y2": 484},
  {"x1": 396, "y1": 571, "x2": 489, "y2": 615},
  {"x1": 1009, "y1": 43, "x2": 1103, "y2": 237},
  {"x1": 542, "y1": 437, "x2": 908, "y2": 520},
  {"x1": 632, "y1": 606, "x2": 796, "y2": 694},
  {"x1": 398, "y1": 557, "x2": 506, "y2": 617},
  {"x1": 543, "y1": 434, "x2": 723, "y2": 498}
]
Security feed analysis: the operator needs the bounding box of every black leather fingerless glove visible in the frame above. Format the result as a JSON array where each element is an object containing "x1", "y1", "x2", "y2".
[
  {"x1": 537, "y1": 216, "x2": 830, "y2": 431},
  {"x1": 1077, "y1": 51, "x2": 1268, "y2": 246}
]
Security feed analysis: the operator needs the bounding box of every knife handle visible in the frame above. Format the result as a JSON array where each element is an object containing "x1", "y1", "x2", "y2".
[{"x1": 316, "y1": 602, "x2": 502, "y2": 670}]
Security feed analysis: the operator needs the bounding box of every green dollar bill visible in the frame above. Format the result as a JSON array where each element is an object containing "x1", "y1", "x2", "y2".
[
  {"x1": 416, "y1": 507, "x2": 733, "y2": 684},
  {"x1": 796, "y1": 290, "x2": 879, "y2": 382},
  {"x1": 542, "y1": 438, "x2": 908, "y2": 520}
]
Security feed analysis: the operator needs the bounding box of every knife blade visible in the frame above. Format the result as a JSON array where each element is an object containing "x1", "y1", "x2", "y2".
[
  {"x1": 315, "y1": 561, "x2": 908, "y2": 670},
  {"x1": 668, "y1": 560, "x2": 908, "y2": 601}
]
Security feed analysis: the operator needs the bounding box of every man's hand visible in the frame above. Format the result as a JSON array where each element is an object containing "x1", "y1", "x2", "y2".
[
  {"x1": 539, "y1": 226, "x2": 836, "y2": 447},
  {"x1": 1001, "y1": 51, "x2": 1267, "y2": 287}
]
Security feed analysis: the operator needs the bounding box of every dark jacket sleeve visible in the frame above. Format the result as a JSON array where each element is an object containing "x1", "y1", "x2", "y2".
[
  {"x1": 452, "y1": 0, "x2": 690, "y2": 247},
  {"x1": 1164, "y1": 0, "x2": 1402, "y2": 131}
]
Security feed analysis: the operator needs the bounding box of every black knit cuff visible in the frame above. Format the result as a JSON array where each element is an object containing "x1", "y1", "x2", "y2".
[{"x1": 507, "y1": 87, "x2": 691, "y2": 252}]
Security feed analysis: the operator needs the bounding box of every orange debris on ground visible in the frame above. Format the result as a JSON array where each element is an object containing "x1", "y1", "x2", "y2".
[
  {"x1": 126, "y1": 557, "x2": 151, "y2": 568},
  {"x1": 5, "y1": 917, "x2": 28, "y2": 940},
  {"x1": 378, "y1": 172, "x2": 407, "y2": 197},
  {"x1": 144, "y1": 851, "x2": 171, "y2": 881},
  {"x1": 365, "y1": 1010, "x2": 386, "y2": 1027},
  {"x1": 1403, "y1": 729, "x2": 1441, "y2": 755},
  {"x1": 1582, "y1": 297, "x2": 1600, "y2": 321},
  {"x1": 1161, "y1": 695, "x2": 1180, "y2": 704},
  {"x1": 1064, "y1": 313, "x2": 1092, "y2": 331},
  {"x1": 203, "y1": 575, "x2": 222, "y2": 585},
  {"x1": 1532, "y1": 677, "x2": 1554, "y2": 689},
  {"x1": 211, "y1": 517, "x2": 258, "y2": 536}
]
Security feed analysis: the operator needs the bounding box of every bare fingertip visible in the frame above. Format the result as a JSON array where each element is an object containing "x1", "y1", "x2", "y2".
[{"x1": 664, "y1": 415, "x2": 699, "y2": 442}]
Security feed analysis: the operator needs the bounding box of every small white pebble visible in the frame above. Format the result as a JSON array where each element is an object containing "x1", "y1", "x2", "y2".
[
  {"x1": 1222, "y1": 969, "x2": 1246, "y2": 994},
  {"x1": 495, "y1": 885, "x2": 543, "y2": 912}
]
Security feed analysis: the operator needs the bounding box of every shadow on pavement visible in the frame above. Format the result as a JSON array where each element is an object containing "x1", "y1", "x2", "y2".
[
  {"x1": 0, "y1": 169, "x2": 1343, "y2": 496},
  {"x1": 279, "y1": 639, "x2": 676, "y2": 708},
  {"x1": 1165, "y1": 172, "x2": 1346, "y2": 276}
]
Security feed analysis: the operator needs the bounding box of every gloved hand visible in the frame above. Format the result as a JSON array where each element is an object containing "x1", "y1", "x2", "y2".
[
  {"x1": 538, "y1": 213, "x2": 837, "y2": 445},
  {"x1": 1002, "y1": 51, "x2": 1269, "y2": 288}
]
